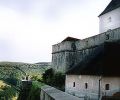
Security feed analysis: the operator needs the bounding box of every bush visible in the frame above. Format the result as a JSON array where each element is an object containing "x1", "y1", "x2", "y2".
[
  {"x1": 42, "y1": 68, "x2": 65, "y2": 90},
  {"x1": 18, "y1": 81, "x2": 44, "y2": 100}
]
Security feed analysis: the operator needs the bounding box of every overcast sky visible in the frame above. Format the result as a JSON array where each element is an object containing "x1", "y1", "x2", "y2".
[{"x1": 0, "y1": 0, "x2": 111, "y2": 63}]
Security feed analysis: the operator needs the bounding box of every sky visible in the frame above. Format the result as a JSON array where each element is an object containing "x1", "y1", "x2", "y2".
[{"x1": 0, "y1": 0, "x2": 111, "y2": 63}]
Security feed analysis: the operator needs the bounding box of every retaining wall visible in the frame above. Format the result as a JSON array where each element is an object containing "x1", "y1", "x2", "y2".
[{"x1": 40, "y1": 85, "x2": 81, "y2": 100}]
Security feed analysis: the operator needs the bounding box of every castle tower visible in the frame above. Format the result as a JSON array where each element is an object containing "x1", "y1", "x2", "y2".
[
  {"x1": 99, "y1": 0, "x2": 120, "y2": 33},
  {"x1": 52, "y1": 37, "x2": 79, "y2": 73}
]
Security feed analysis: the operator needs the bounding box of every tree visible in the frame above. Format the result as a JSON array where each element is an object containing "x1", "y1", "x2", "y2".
[
  {"x1": 42, "y1": 68, "x2": 54, "y2": 84},
  {"x1": 42, "y1": 68, "x2": 65, "y2": 90}
]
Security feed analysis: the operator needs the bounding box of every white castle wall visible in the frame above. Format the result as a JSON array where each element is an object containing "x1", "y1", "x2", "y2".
[
  {"x1": 99, "y1": 7, "x2": 120, "y2": 33},
  {"x1": 65, "y1": 75, "x2": 120, "y2": 99}
]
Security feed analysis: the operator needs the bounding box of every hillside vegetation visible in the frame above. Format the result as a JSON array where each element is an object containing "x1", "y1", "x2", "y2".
[
  {"x1": 0, "y1": 80, "x2": 17, "y2": 100},
  {"x1": 0, "y1": 61, "x2": 51, "y2": 99},
  {"x1": 0, "y1": 61, "x2": 51, "y2": 79}
]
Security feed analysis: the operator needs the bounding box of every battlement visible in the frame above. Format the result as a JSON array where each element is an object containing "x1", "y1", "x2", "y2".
[{"x1": 52, "y1": 27, "x2": 120, "y2": 54}]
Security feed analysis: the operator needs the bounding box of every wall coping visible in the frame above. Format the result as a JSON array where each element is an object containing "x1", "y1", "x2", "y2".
[{"x1": 41, "y1": 85, "x2": 80, "y2": 100}]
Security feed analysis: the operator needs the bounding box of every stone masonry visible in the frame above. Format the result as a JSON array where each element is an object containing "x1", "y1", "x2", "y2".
[{"x1": 52, "y1": 27, "x2": 120, "y2": 73}]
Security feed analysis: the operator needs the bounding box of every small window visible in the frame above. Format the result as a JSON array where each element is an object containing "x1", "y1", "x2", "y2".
[
  {"x1": 85, "y1": 83, "x2": 88, "y2": 89},
  {"x1": 71, "y1": 43, "x2": 76, "y2": 50},
  {"x1": 73, "y1": 82, "x2": 75, "y2": 87},
  {"x1": 105, "y1": 84, "x2": 110, "y2": 90},
  {"x1": 108, "y1": 17, "x2": 111, "y2": 22},
  {"x1": 86, "y1": 40, "x2": 88, "y2": 46},
  {"x1": 105, "y1": 34, "x2": 109, "y2": 40}
]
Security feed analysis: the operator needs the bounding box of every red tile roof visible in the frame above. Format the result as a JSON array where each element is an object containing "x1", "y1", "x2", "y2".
[{"x1": 62, "y1": 37, "x2": 79, "y2": 42}]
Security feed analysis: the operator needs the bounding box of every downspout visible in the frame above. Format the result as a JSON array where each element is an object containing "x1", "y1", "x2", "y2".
[{"x1": 98, "y1": 76, "x2": 102, "y2": 100}]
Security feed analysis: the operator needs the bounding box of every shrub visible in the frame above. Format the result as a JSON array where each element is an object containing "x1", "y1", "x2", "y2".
[{"x1": 42, "y1": 68, "x2": 65, "y2": 90}]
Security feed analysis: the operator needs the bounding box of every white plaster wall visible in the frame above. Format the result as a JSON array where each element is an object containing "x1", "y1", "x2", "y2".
[
  {"x1": 65, "y1": 75, "x2": 99, "y2": 94},
  {"x1": 101, "y1": 77, "x2": 120, "y2": 96},
  {"x1": 65, "y1": 75, "x2": 120, "y2": 99},
  {"x1": 99, "y1": 7, "x2": 120, "y2": 33}
]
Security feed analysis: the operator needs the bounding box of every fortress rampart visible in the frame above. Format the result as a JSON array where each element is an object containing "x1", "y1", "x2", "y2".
[{"x1": 52, "y1": 27, "x2": 120, "y2": 72}]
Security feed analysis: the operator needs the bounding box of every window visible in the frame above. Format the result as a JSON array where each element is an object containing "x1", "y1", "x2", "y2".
[
  {"x1": 105, "y1": 32, "x2": 110, "y2": 40},
  {"x1": 105, "y1": 84, "x2": 110, "y2": 90},
  {"x1": 86, "y1": 40, "x2": 88, "y2": 46},
  {"x1": 106, "y1": 34, "x2": 109, "y2": 40},
  {"x1": 73, "y1": 82, "x2": 75, "y2": 87},
  {"x1": 108, "y1": 17, "x2": 111, "y2": 23},
  {"x1": 71, "y1": 43, "x2": 76, "y2": 50},
  {"x1": 85, "y1": 83, "x2": 88, "y2": 89}
]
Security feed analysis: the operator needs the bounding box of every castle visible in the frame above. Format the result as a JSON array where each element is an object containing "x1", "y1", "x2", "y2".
[
  {"x1": 52, "y1": 0, "x2": 120, "y2": 73},
  {"x1": 52, "y1": 1, "x2": 120, "y2": 99}
]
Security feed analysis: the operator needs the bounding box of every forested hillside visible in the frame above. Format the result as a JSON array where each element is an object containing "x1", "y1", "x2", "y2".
[
  {"x1": 0, "y1": 61, "x2": 51, "y2": 99},
  {"x1": 0, "y1": 61, "x2": 51, "y2": 79}
]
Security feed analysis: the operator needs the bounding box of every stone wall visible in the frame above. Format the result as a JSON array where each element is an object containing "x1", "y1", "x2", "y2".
[
  {"x1": 40, "y1": 85, "x2": 81, "y2": 100},
  {"x1": 52, "y1": 41, "x2": 77, "y2": 72},
  {"x1": 52, "y1": 27, "x2": 120, "y2": 72}
]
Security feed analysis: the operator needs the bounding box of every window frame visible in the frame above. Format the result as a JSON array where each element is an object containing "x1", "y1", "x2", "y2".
[
  {"x1": 85, "y1": 83, "x2": 88, "y2": 89},
  {"x1": 108, "y1": 17, "x2": 112, "y2": 23},
  {"x1": 105, "y1": 84, "x2": 110, "y2": 90},
  {"x1": 73, "y1": 82, "x2": 75, "y2": 87}
]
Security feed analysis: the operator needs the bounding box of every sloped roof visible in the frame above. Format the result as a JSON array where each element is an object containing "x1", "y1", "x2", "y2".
[
  {"x1": 66, "y1": 42, "x2": 120, "y2": 76},
  {"x1": 99, "y1": 0, "x2": 120, "y2": 16},
  {"x1": 62, "y1": 37, "x2": 80, "y2": 42}
]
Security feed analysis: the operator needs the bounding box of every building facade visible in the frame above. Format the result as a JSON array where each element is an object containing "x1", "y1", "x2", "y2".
[
  {"x1": 99, "y1": 0, "x2": 120, "y2": 33},
  {"x1": 52, "y1": 27, "x2": 120, "y2": 73},
  {"x1": 66, "y1": 75, "x2": 120, "y2": 100},
  {"x1": 52, "y1": 1, "x2": 120, "y2": 99},
  {"x1": 66, "y1": 42, "x2": 120, "y2": 99},
  {"x1": 52, "y1": 0, "x2": 120, "y2": 73}
]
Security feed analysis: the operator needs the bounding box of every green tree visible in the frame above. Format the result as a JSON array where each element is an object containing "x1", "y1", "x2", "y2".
[{"x1": 42, "y1": 68, "x2": 65, "y2": 90}]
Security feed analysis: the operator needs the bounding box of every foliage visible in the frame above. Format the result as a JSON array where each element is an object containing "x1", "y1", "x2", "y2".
[
  {"x1": 27, "y1": 81, "x2": 45, "y2": 100},
  {"x1": 42, "y1": 68, "x2": 54, "y2": 83},
  {"x1": 42, "y1": 68, "x2": 65, "y2": 90},
  {"x1": 0, "y1": 61, "x2": 50, "y2": 80},
  {"x1": 4, "y1": 78, "x2": 18, "y2": 86},
  {"x1": 0, "y1": 61, "x2": 50, "y2": 99},
  {"x1": 18, "y1": 81, "x2": 44, "y2": 100},
  {"x1": 0, "y1": 80, "x2": 18, "y2": 100}
]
